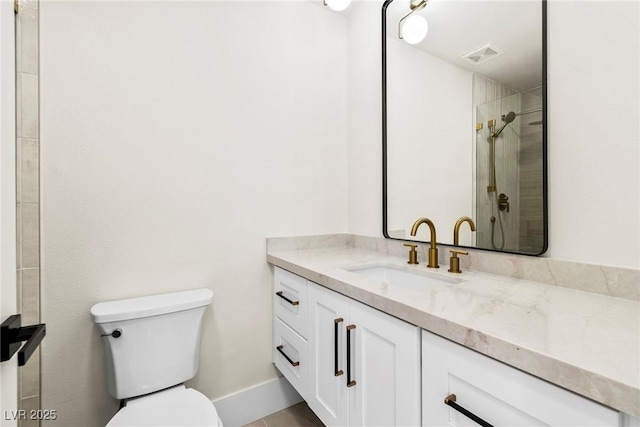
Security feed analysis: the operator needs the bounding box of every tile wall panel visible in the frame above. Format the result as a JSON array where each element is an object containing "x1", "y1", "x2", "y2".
[{"x1": 16, "y1": 0, "x2": 41, "y2": 424}]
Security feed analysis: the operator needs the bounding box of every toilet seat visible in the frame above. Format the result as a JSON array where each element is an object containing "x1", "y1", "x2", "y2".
[{"x1": 106, "y1": 386, "x2": 222, "y2": 427}]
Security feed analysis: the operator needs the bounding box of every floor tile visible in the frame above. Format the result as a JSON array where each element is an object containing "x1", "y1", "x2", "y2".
[{"x1": 243, "y1": 402, "x2": 324, "y2": 427}]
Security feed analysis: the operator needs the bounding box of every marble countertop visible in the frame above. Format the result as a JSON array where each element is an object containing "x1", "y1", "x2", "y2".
[{"x1": 267, "y1": 245, "x2": 640, "y2": 417}]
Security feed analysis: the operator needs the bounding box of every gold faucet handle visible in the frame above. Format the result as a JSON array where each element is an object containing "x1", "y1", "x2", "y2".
[
  {"x1": 450, "y1": 249, "x2": 468, "y2": 257},
  {"x1": 448, "y1": 250, "x2": 468, "y2": 274},
  {"x1": 403, "y1": 243, "x2": 419, "y2": 265}
]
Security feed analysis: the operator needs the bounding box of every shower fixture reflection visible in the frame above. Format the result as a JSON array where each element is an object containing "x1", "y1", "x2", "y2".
[
  {"x1": 486, "y1": 114, "x2": 515, "y2": 250},
  {"x1": 487, "y1": 112, "x2": 516, "y2": 193},
  {"x1": 491, "y1": 111, "x2": 516, "y2": 138}
]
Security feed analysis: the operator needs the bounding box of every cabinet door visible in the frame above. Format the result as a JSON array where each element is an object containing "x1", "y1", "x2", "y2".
[
  {"x1": 349, "y1": 300, "x2": 421, "y2": 427},
  {"x1": 307, "y1": 283, "x2": 350, "y2": 427},
  {"x1": 422, "y1": 330, "x2": 621, "y2": 427}
]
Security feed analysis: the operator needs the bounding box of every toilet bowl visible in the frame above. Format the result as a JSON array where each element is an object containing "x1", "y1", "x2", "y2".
[
  {"x1": 91, "y1": 289, "x2": 221, "y2": 427},
  {"x1": 106, "y1": 386, "x2": 222, "y2": 427}
]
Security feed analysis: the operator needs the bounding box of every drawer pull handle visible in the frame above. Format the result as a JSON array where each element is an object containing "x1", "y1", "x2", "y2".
[
  {"x1": 444, "y1": 394, "x2": 494, "y2": 427},
  {"x1": 346, "y1": 324, "x2": 356, "y2": 387},
  {"x1": 276, "y1": 345, "x2": 300, "y2": 367},
  {"x1": 276, "y1": 291, "x2": 299, "y2": 306},
  {"x1": 334, "y1": 318, "x2": 344, "y2": 377}
]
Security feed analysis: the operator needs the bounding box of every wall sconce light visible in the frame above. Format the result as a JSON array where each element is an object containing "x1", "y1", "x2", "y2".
[
  {"x1": 324, "y1": 0, "x2": 352, "y2": 12},
  {"x1": 399, "y1": 0, "x2": 429, "y2": 44}
]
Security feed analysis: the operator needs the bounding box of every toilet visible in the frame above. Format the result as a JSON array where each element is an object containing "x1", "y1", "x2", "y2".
[{"x1": 90, "y1": 288, "x2": 222, "y2": 427}]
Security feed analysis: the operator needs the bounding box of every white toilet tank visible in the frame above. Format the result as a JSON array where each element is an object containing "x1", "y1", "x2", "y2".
[{"x1": 90, "y1": 289, "x2": 213, "y2": 400}]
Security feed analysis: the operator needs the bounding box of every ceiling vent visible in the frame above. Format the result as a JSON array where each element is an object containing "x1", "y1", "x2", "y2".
[{"x1": 462, "y1": 44, "x2": 504, "y2": 65}]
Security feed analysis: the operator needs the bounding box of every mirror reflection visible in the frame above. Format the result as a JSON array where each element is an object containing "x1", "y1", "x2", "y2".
[{"x1": 383, "y1": 0, "x2": 547, "y2": 255}]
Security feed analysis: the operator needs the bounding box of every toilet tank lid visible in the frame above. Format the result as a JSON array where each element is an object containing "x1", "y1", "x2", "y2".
[{"x1": 90, "y1": 288, "x2": 213, "y2": 324}]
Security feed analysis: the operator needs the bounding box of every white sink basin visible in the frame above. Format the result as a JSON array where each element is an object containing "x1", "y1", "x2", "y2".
[{"x1": 347, "y1": 264, "x2": 461, "y2": 292}]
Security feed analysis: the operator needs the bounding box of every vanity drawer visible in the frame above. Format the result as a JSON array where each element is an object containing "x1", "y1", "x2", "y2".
[
  {"x1": 274, "y1": 317, "x2": 308, "y2": 399},
  {"x1": 422, "y1": 330, "x2": 620, "y2": 427},
  {"x1": 274, "y1": 267, "x2": 308, "y2": 337}
]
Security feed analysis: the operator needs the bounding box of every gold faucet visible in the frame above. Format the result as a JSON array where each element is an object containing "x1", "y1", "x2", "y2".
[
  {"x1": 449, "y1": 216, "x2": 475, "y2": 273},
  {"x1": 410, "y1": 218, "x2": 439, "y2": 268},
  {"x1": 453, "y1": 216, "x2": 476, "y2": 246}
]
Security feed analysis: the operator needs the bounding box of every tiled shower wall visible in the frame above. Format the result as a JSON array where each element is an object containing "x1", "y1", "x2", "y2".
[
  {"x1": 16, "y1": 0, "x2": 41, "y2": 424},
  {"x1": 518, "y1": 90, "x2": 544, "y2": 253}
]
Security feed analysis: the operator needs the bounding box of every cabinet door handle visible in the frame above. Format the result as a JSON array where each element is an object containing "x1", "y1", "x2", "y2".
[
  {"x1": 275, "y1": 291, "x2": 299, "y2": 306},
  {"x1": 276, "y1": 345, "x2": 299, "y2": 367},
  {"x1": 346, "y1": 324, "x2": 356, "y2": 387},
  {"x1": 444, "y1": 394, "x2": 494, "y2": 427},
  {"x1": 334, "y1": 318, "x2": 344, "y2": 376}
]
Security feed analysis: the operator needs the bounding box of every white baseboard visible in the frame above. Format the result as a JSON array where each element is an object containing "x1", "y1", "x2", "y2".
[{"x1": 211, "y1": 376, "x2": 303, "y2": 427}]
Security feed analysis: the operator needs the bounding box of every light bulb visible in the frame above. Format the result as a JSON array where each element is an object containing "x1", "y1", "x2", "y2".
[
  {"x1": 401, "y1": 14, "x2": 428, "y2": 45},
  {"x1": 324, "y1": 0, "x2": 352, "y2": 12}
]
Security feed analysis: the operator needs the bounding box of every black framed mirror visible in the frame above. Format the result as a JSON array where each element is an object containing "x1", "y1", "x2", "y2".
[{"x1": 382, "y1": 0, "x2": 547, "y2": 255}]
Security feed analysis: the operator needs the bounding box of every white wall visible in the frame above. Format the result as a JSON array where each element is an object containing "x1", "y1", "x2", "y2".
[
  {"x1": 347, "y1": 0, "x2": 640, "y2": 269},
  {"x1": 40, "y1": 2, "x2": 347, "y2": 425},
  {"x1": 545, "y1": 1, "x2": 639, "y2": 267},
  {"x1": 347, "y1": 1, "x2": 382, "y2": 238}
]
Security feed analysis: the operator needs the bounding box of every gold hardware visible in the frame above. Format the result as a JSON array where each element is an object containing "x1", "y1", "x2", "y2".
[
  {"x1": 335, "y1": 318, "x2": 344, "y2": 323},
  {"x1": 448, "y1": 250, "x2": 468, "y2": 274},
  {"x1": 410, "y1": 218, "x2": 439, "y2": 268},
  {"x1": 444, "y1": 393, "x2": 456, "y2": 404},
  {"x1": 14, "y1": 0, "x2": 18, "y2": 13},
  {"x1": 403, "y1": 243, "x2": 419, "y2": 265},
  {"x1": 487, "y1": 119, "x2": 497, "y2": 193},
  {"x1": 453, "y1": 216, "x2": 476, "y2": 246},
  {"x1": 346, "y1": 324, "x2": 356, "y2": 331},
  {"x1": 409, "y1": 0, "x2": 427, "y2": 11},
  {"x1": 476, "y1": 123, "x2": 483, "y2": 131}
]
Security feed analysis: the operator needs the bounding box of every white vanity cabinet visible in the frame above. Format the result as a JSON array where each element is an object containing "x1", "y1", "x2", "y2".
[
  {"x1": 272, "y1": 267, "x2": 421, "y2": 427},
  {"x1": 422, "y1": 330, "x2": 622, "y2": 427},
  {"x1": 307, "y1": 282, "x2": 421, "y2": 427},
  {"x1": 272, "y1": 266, "x2": 636, "y2": 427}
]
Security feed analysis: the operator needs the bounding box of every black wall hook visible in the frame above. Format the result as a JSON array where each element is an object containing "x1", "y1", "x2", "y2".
[{"x1": 1, "y1": 314, "x2": 46, "y2": 366}]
